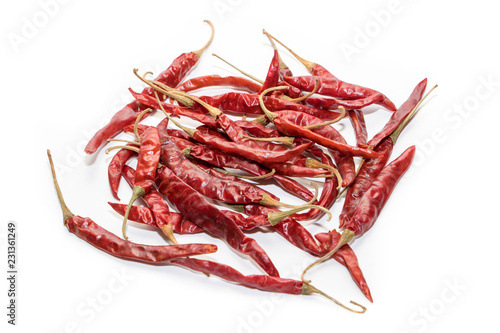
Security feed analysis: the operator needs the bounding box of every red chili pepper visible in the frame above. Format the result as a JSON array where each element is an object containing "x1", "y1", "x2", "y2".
[
  {"x1": 121, "y1": 125, "x2": 161, "y2": 241},
  {"x1": 176, "y1": 75, "x2": 262, "y2": 93},
  {"x1": 348, "y1": 110, "x2": 368, "y2": 148},
  {"x1": 84, "y1": 21, "x2": 214, "y2": 154},
  {"x1": 47, "y1": 150, "x2": 217, "y2": 262},
  {"x1": 156, "y1": 166, "x2": 280, "y2": 277},
  {"x1": 305, "y1": 94, "x2": 387, "y2": 111},
  {"x1": 258, "y1": 89, "x2": 380, "y2": 159},
  {"x1": 108, "y1": 144, "x2": 136, "y2": 200},
  {"x1": 233, "y1": 119, "x2": 280, "y2": 138},
  {"x1": 258, "y1": 50, "x2": 280, "y2": 94},
  {"x1": 108, "y1": 203, "x2": 156, "y2": 227},
  {"x1": 367, "y1": 79, "x2": 428, "y2": 148}
]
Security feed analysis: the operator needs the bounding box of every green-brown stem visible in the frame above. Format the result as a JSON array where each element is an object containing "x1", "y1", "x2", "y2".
[
  {"x1": 301, "y1": 229, "x2": 356, "y2": 283},
  {"x1": 287, "y1": 79, "x2": 319, "y2": 103},
  {"x1": 134, "y1": 108, "x2": 154, "y2": 143},
  {"x1": 105, "y1": 145, "x2": 140, "y2": 154},
  {"x1": 306, "y1": 158, "x2": 342, "y2": 190},
  {"x1": 160, "y1": 224, "x2": 179, "y2": 245},
  {"x1": 262, "y1": 29, "x2": 288, "y2": 72},
  {"x1": 212, "y1": 53, "x2": 264, "y2": 84},
  {"x1": 154, "y1": 91, "x2": 197, "y2": 137},
  {"x1": 238, "y1": 134, "x2": 294, "y2": 146},
  {"x1": 122, "y1": 186, "x2": 145, "y2": 241},
  {"x1": 47, "y1": 150, "x2": 74, "y2": 223},
  {"x1": 304, "y1": 106, "x2": 346, "y2": 130},
  {"x1": 267, "y1": 204, "x2": 332, "y2": 226},
  {"x1": 302, "y1": 283, "x2": 366, "y2": 313},
  {"x1": 107, "y1": 139, "x2": 140, "y2": 146},
  {"x1": 258, "y1": 86, "x2": 287, "y2": 122},
  {"x1": 192, "y1": 20, "x2": 215, "y2": 59},
  {"x1": 214, "y1": 168, "x2": 276, "y2": 180}
]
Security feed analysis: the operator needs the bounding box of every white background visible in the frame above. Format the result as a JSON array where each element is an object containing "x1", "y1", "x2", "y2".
[{"x1": 1, "y1": 0, "x2": 499, "y2": 332}]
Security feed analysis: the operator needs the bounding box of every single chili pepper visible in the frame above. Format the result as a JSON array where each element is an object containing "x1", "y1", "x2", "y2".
[
  {"x1": 305, "y1": 94, "x2": 387, "y2": 111},
  {"x1": 156, "y1": 166, "x2": 280, "y2": 277},
  {"x1": 107, "y1": 144, "x2": 137, "y2": 200},
  {"x1": 271, "y1": 109, "x2": 356, "y2": 186},
  {"x1": 84, "y1": 21, "x2": 214, "y2": 154},
  {"x1": 302, "y1": 146, "x2": 416, "y2": 282},
  {"x1": 197, "y1": 92, "x2": 343, "y2": 120},
  {"x1": 178, "y1": 140, "x2": 315, "y2": 202},
  {"x1": 258, "y1": 50, "x2": 280, "y2": 94},
  {"x1": 171, "y1": 257, "x2": 366, "y2": 313},
  {"x1": 258, "y1": 87, "x2": 380, "y2": 159},
  {"x1": 262, "y1": 30, "x2": 395, "y2": 111},
  {"x1": 121, "y1": 118, "x2": 161, "y2": 241},
  {"x1": 367, "y1": 79, "x2": 428, "y2": 148},
  {"x1": 47, "y1": 150, "x2": 217, "y2": 262},
  {"x1": 314, "y1": 230, "x2": 372, "y2": 302},
  {"x1": 176, "y1": 75, "x2": 262, "y2": 93},
  {"x1": 129, "y1": 89, "x2": 219, "y2": 129},
  {"x1": 348, "y1": 110, "x2": 368, "y2": 148}
]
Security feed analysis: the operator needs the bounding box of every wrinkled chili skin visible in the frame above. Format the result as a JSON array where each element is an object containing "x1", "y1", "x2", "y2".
[
  {"x1": 172, "y1": 258, "x2": 303, "y2": 294},
  {"x1": 345, "y1": 146, "x2": 416, "y2": 236},
  {"x1": 310, "y1": 64, "x2": 337, "y2": 79},
  {"x1": 270, "y1": 112, "x2": 379, "y2": 159},
  {"x1": 339, "y1": 137, "x2": 393, "y2": 228},
  {"x1": 197, "y1": 92, "x2": 342, "y2": 120},
  {"x1": 65, "y1": 215, "x2": 217, "y2": 263},
  {"x1": 234, "y1": 120, "x2": 280, "y2": 138},
  {"x1": 305, "y1": 94, "x2": 385, "y2": 111},
  {"x1": 108, "y1": 202, "x2": 156, "y2": 227},
  {"x1": 129, "y1": 89, "x2": 219, "y2": 128},
  {"x1": 190, "y1": 126, "x2": 314, "y2": 164},
  {"x1": 176, "y1": 75, "x2": 262, "y2": 93},
  {"x1": 258, "y1": 50, "x2": 281, "y2": 94},
  {"x1": 348, "y1": 110, "x2": 368, "y2": 148},
  {"x1": 284, "y1": 75, "x2": 396, "y2": 111},
  {"x1": 368, "y1": 79, "x2": 427, "y2": 148},
  {"x1": 108, "y1": 145, "x2": 136, "y2": 200},
  {"x1": 315, "y1": 231, "x2": 372, "y2": 302},
  {"x1": 121, "y1": 165, "x2": 204, "y2": 234},
  {"x1": 157, "y1": 118, "x2": 279, "y2": 204},
  {"x1": 156, "y1": 167, "x2": 280, "y2": 277},
  {"x1": 134, "y1": 127, "x2": 161, "y2": 192},
  {"x1": 276, "y1": 110, "x2": 356, "y2": 186},
  {"x1": 84, "y1": 52, "x2": 198, "y2": 154}
]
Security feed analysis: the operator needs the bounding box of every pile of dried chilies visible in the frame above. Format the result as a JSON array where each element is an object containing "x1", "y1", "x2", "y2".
[{"x1": 48, "y1": 20, "x2": 436, "y2": 313}]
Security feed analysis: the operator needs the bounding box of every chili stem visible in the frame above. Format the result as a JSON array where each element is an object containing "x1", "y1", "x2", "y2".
[
  {"x1": 154, "y1": 91, "x2": 197, "y2": 137},
  {"x1": 192, "y1": 20, "x2": 215, "y2": 59},
  {"x1": 258, "y1": 86, "x2": 288, "y2": 121},
  {"x1": 238, "y1": 134, "x2": 294, "y2": 146},
  {"x1": 304, "y1": 106, "x2": 346, "y2": 130},
  {"x1": 262, "y1": 29, "x2": 288, "y2": 72},
  {"x1": 47, "y1": 150, "x2": 74, "y2": 223},
  {"x1": 267, "y1": 204, "x2": 332, "y2": 226},
  {"x1": 134, "y1": 108, "x2": 154, "y2": 143},
  {"x1": 107, "y1": 139, "x2": 140, "y2": 146},
  {"x1": 105, "y1": 145, "x2": 140, "y2": 154},
  {"x1": 302, "y1": 283, "x2": 366, "y2": 313},
  {"x1": 122, "y1": 186, "x2": 145, "y2": 241},
  {"x1": 160, "y1": 224, "x2": 179, "y2": 245},
  {"x1": 287, "y1": 79, "x2": 319, "y2": 103},
  {"x1": 305, "y1": 158, "x2": 342, "y2": 190},
  {"x1": 212, "y1": 53, "x2": 264, "y2": 84},
  {"x1": 213, "y1": 167, "x2": 276, "y2": 180}
]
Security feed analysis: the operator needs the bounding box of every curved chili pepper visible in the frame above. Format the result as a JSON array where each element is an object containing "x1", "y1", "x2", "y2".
[
  {"x1": 258, "y1": 50, "x2": 280, "y2": 94},
  {"x1": 274, "y1": 110, "x2": 356, "y2": 186},
  {"x1": 367, "y1": 79, "x2": 427, "y2": 148},
  {"x1": 109, "y1": 202, "x2": 156, "y2": 227},
  {"x1": 121, "y1": 126, "x2": 161, "y2": 240},
  {"x1": 348, "y1": 110, "x2": 368, "y2": 148},
  {"x1": 305, "y1": 94, "x2": 387, "y2": 111},
  {"x1": 156, "y1": 166, "x2": 280, "y2": 277},
  {"x1": 176, "y1": 75, "x2": 262, "y2": 93},
  {"x1": 47, "y1": 150, "x2": 217, "y2": 263},
  {"x1": 108, "y1": 144, "x2": 136, "y2": 200},
  {"x1": 233, "y1": 120, "x2": 280, "y2": 138},
  {"x1": 84, "y1": 21, "x2": 214, "y2": 154},
  {"x1": 284, "y1": 76, "x2": 396, "y2": 111}
]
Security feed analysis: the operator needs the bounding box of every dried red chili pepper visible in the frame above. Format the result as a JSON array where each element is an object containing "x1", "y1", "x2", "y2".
[
  {"x1": 176, "y1": 75, "x2": 262, "y2": 93},
  {"x1": 47, "y1": 150, "x2": 217, "y2": 262},
  {"x1": 156, "y1": 166, "x2": 280, "y2": 277},
  {"x1": 84, "y1": 21, "x2": 214, "y2": 154},
  {"x1": 108, "y1": 203, "x2": 156, "y2": 227},
  {"x1": 348, "y1": 110, "x2": 368, "y2": 148},
  {"x1": 121, "y1": 122, "x2": 161, "y2": 241},
  {"x1": 258, "y1": 50, "x2": 280, "y2": 94},
  {"x1": 302, "y1": 146, "x2": 416, "y2": 281},
  {"x1": 258, "y1": 87, "x2": 380, "y2": 159},
  {"x1": 107, "y1": 144, "x2": 136, "y2": 200}
]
